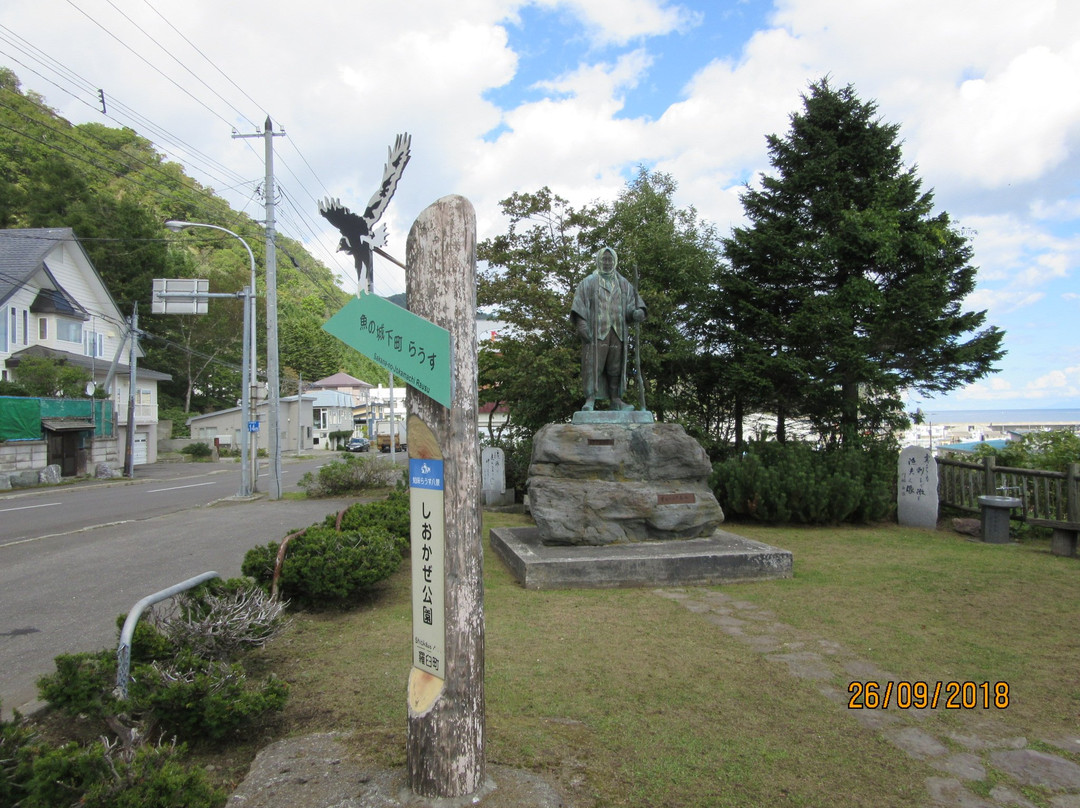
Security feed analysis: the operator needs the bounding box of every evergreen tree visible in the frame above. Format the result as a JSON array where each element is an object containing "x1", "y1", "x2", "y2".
[{"x1": 719, "y1": 79, "x2": 1005, "y2": 446}]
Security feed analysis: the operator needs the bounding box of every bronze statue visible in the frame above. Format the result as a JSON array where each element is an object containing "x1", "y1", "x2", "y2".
[{"x1": 570, "y1": 246, "x2": 646, "y2": 411}]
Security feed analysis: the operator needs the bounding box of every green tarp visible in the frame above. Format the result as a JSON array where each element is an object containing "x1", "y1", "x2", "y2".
[
  {"x1": 0, "y1": 397, "x2": 114, "y2": 440},
  {"x1": 0, "y1": 396, "x2": 42, "y2": 440}
]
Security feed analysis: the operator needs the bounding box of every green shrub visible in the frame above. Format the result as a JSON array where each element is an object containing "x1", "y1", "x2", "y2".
[
  {"x1": 36, "y1": 651, "x2": 118, "y2": 719},
  {"x1": 242, "y1": 525, "x2": 402, "y2": 606},
  {"x1": 180, "y1": 442, "x2": 213, "y2": 460},
  {"x1": 131, "y1": 651, "x2": 288, "y2": 740},
  {"x1": 21, "y1": 739, "x2": 223, "y2": 808},
  {"x1": 711, "y1": 440, "x2": 897, "y2": 524},
  {"x1": 0, "y1": 701, "x2": 39, "y2": 804},
  {"x1": 297, "y1": 453, "x2": 403, "y2": 496},
  {"x1": 327, "y1": 488, "x2": 410, "y2": 553},
  {"x1": 158, "y1": 407, "x2": 191, "y2": 438},
  {"x1": 37, "y1": 581, "x2": 289, "y2": 743}
]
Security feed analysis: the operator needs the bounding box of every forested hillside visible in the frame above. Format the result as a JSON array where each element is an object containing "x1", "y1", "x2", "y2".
[{"x1": 0, "y1": 67, "x2": 382, "y2": 413}]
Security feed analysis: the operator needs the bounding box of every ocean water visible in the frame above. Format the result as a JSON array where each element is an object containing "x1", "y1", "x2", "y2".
[{"x1": 918, "y1": 409, "x2": 1080, "y2": 425}]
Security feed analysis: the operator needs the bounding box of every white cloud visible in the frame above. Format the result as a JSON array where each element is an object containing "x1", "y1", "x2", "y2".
[{"x1": 537, "y1": 0, "x2": 702, "y2": 45}]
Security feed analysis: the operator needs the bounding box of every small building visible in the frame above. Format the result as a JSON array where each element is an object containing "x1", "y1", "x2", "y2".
[
  {"x1": 186, "y1": 395, "x2": 316, "y2": 455},
  {"x1": 310, "y1": 372, "x2": 373, "y2": 408},
  {"x1": 306, "y1": 388, "x2": 354, "y2": 449}
]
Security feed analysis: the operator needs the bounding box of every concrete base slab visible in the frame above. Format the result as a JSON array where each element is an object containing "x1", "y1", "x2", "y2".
[{"x1": 490, "y1": 526, "x2": 792, "y2": 589}]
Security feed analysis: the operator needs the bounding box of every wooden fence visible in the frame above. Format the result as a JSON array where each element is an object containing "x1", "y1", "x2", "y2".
[{"x1": 937, "y1": 455, "x2": 1080, "y2": 555}]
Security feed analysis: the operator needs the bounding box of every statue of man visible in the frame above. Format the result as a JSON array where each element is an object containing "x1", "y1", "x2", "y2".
[{"x1": 570, "y1": 246, "x2": 646, "y2": 411}]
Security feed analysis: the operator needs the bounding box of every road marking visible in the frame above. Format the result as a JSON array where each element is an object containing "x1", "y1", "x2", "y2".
[
  {"x1": 147, "y1": 482, "x2": 217, "y2": 493},
  {"x1": 0, "y1": 502, "x2": 60, "y2": 513}
]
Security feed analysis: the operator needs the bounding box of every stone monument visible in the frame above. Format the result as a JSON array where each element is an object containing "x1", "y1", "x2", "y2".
[
  {"x1": 897, "y1": 445, "x2": 938, "y2": 530},
  {"x1": 481, "y1": 446, "x2": 515, "y2": 507}
]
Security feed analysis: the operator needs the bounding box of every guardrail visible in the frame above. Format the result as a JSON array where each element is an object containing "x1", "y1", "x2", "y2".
[
  {"x1": 113, "y1": 571, "x2": 220, "y2": 699},
  {"x1": 937, "y1": 456, "x2": 1079, "y2": 555}
]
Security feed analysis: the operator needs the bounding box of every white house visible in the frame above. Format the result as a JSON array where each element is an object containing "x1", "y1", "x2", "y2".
[
  {"x1": 306, "y1": 388, "x2": 355, "y2": 449},
  {"x1": 0, "y1": 228, "x2": 171, "y2": 469}
]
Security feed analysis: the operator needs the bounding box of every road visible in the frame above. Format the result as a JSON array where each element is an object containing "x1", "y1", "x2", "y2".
[
  {"x1": 0, "y1": 454, "x2": 401, "y2": 719},
  {"x1": 0, "y1": 457, "x2": 329, "y2": 544}
]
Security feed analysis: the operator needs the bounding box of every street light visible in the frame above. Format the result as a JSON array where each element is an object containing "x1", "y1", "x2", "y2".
[{"x1": 165, "y1": 220, "x2": 258, "y2": 497}]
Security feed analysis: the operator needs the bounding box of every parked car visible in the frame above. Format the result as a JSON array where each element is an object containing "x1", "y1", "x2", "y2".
[{"x1": 346, "y1": 436, "x2": 370, "y2": 453}]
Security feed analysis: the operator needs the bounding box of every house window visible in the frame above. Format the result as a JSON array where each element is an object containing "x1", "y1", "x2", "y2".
[
  {"x1": 56, "y1": 318, "x2": 82, "y2": 343},
  {"x1": 0, "y1": 309, "x2": 6, "y2": 351},
  {"x1": 22, "y1": 310, "x2": 28, "y2": 345},
  {"x1": 317, "y1": 409, "x2": 327, "y2": 430},
  {"x1": 39, "y1": 318, "x2": 48, "y2": 340},
  {"x1": 85, "y1": 331, "x2": 103, "y2": 357},
  {"x1": 9, "y1": 308, "x2": 15, "y2": 348}
]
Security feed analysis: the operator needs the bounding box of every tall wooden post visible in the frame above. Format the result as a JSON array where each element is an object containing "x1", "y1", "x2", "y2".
[{"x1": 405, "y1": 195, "x2": 485, "y2": 797}]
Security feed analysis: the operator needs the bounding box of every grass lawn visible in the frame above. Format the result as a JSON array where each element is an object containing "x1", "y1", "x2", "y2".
[{"x1": 244, "y1": 513, "x2": 1078, "y2": 806}]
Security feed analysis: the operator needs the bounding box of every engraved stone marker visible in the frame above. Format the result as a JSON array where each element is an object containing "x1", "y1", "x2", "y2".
[{"x1": 898, "y1": 445, "x2": 938, "y2": 530}]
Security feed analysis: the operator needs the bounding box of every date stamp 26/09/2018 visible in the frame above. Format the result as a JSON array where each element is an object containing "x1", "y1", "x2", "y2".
[{"x1": 847, "y1": 680, "x2": 1010, "y2": 710}]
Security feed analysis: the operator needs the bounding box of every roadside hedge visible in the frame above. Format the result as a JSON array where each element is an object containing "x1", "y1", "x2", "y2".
[{"x1": 710, "y1": 440, "x2": 897, "y2": 524}]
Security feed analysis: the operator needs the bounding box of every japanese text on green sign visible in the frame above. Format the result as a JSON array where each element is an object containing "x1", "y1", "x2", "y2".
[{"x1": 322, "y1": 293, "x2": 452, "y2": 408}]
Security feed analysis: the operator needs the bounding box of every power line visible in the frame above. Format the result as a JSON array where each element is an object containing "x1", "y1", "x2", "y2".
[
  {"x1": 61, "y1": 0, "x2": 238, "y2": 131},
  {"x1": 140, "y1": 0, "x2": 266, "y2": 123},
  {"x1": 0, "y1": 29, "x2": 253, "y2": 193},
  {"x1": 100, "y1": 0, "x2": 260, "y2": 132}
]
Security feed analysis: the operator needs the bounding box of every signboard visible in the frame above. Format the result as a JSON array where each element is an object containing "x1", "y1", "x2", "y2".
[
  {"x1": 410, "y1": 457, "x2": 445, "y2": 678},
  {"x1": 322, "y1": 293, "x2": 452, "y2": 408},
  {"x1": 247, "y1": 421, "x2": 260, "y2": 433},
  {"x1": 152, "y1": 278, "x2": 209, "y2": 314}
]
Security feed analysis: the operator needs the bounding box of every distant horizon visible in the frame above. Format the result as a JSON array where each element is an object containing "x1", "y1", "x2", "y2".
[{"x1": 913, "y1": 407, "x2": 1080, "y2": 423}]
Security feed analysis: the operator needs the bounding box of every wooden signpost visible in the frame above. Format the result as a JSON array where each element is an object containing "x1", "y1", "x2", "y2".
[
  {"x1": 403, "y1": 195, "x2": 484, "y2": 798},
  {"x1": 322, "y1": 194, "x2": 484, "y2": 799}
]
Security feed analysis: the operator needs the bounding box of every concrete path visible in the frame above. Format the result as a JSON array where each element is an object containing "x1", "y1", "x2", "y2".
[{"x1": 657, "y1": 588, "x2": 1080, "y2": 808}]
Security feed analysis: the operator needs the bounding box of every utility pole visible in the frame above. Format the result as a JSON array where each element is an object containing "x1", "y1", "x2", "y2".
[
  {"x1": 123, "y1": 303, "x2": 138, "y2": 478},
  {"x1": 235, "y1": 117, "x2": 285, "y2": 498}
]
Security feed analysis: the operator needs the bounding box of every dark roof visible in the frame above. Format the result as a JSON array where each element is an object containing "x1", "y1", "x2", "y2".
[
  {"x1": 0, "y1": 228, "x2": 73, "y2": 307},
  {"x1": 312, "y1": 372, "x2": 373, "y2": 388},
  {"x1": 6, "y1": 345, "x2": 172, "y2": 382},
  {"x1": 30, "y1": 287, "x2": 88, "y2": 319}
]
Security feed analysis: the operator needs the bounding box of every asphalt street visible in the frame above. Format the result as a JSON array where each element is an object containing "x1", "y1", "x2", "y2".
[{"x1": 0, "y1": 456, "x2": 389, "y2": 719}]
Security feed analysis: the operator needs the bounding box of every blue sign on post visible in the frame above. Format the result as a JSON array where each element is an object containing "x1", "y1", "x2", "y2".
[{"x1": 248, "y1": 421, "x2": 260, "y2": 433}]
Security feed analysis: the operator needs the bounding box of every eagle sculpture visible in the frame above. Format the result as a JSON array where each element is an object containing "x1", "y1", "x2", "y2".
[{"x1": 319, "y1": 132, "x2": 411, "y2": 292}]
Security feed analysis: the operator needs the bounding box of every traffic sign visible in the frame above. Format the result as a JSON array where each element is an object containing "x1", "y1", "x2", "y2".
[{"x1": 323, "y1": 293, "x2": 452, "y2": 408}]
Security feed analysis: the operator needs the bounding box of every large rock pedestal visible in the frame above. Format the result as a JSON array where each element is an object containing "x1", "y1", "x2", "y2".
[
  {"x1": 527, "y1": 421, "x2": 724, "y2": 545},
  {"x1": 491, "y1": 417, "x2": 792, "y2": 589}
]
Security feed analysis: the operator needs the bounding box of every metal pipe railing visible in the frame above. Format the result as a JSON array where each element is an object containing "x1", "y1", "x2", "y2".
[{"x1": 113, "y1": 571, "x2": 220, "y2": 699}]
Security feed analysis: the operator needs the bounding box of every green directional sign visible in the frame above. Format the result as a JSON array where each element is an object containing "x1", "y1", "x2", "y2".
[{"x1": 323, "y1": 293, "x2": 452, "y2": 409}]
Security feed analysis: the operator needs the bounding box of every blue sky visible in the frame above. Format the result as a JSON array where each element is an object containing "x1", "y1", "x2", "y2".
[{"x1": 1, "y1": 0, "x2": 1078, "y2": 411}]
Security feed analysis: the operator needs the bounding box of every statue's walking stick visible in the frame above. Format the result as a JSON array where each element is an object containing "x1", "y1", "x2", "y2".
[{"x1": 633, "y1": 264, "x2": 646, "y2": 412}]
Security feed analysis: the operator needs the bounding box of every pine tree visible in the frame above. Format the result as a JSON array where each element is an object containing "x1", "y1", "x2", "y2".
[{"x1": 720, "y1": 79, "x2": 1005, "y2": 446}]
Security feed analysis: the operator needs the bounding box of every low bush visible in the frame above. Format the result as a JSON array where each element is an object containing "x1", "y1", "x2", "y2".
[
  {"x1": 147, "y1": 578, "x2": 290, "y2": 661},
  {"x1": 179, "y1": 442, "x2": 213, "y2": 460},
  {"x1": 242, "y1": 525, "x2": 401, "y2": 606},
  {"x1": 327, "y1": 487, "x2": 409, "y2": 553},
  {"x1": 36, "y1": 581, "x2": 288, "y2": 742},
  {"x1": 711, "y1": 440, "x2": 897, "y2": 524},
  {"x1": 36, "y1": 651, "x2": 117, "y2": 720},
  {"x1": 297, "y1": 453, "x2": 403, "y2": 497},
  {"x1": 16, "y1": 736, "x2": 223, "y2": 808},
  {"x1": 131, "y1": 651, "x2": 288, "y2": 740}
]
